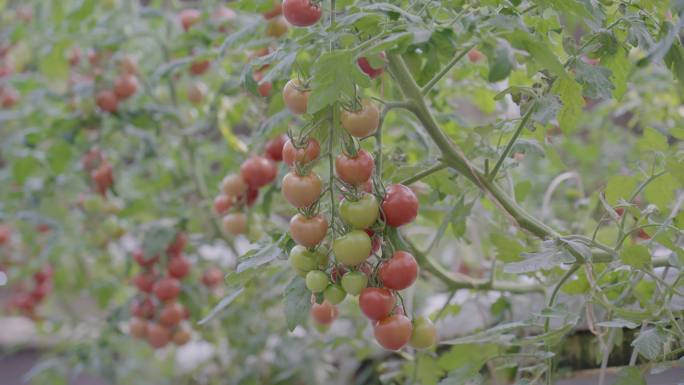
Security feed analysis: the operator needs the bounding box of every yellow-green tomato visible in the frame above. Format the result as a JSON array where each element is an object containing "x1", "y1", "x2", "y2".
[
  {"x1": 332, "y1": 230, "x2": 372, "y2": 266},
  {"x1": 305, "y1": 270, "x2": 329, "y2": 293},
  {"x1": 323, "y1": 284, "x2": 346, "y2": 305},
  {"x1": 341, "y1": 271, "x2": 368, "y2": 296},
  {"x1": 289, "y1": 245, "x2": 318, "y2": 273},
  {"x1": 409, "y1": 316, "x2": 438, "y2": 349},
  {"x1": 339, "y1": 193, "x2": 379, "y2": 229}
]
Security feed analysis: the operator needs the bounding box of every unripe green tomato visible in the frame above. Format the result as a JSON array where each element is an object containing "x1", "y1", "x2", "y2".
[
  {"x1": 306, "y1": 270, "x2": 329, "y2": 293},
  {"x1": 341, "y1": 271, "x2": 368, "y2": 296},
  {"x1": 332, "y1": 230, "x2": 372, "y2": 266},
  {"x1": 312, "y1": 248, "x2": 329, "y2": 269},
  {"x1": 324, "y1": 284, "x2": 346, "y2": 305},
  {"x1": 247, "y1": 219, "x2": 263, "y2": 242},
  {"x1": 339, "y1": 193, "x2": 379, "y2": 229},
  {"x1": 410, "y1": 316, "x2": 438, "y2": 349},
  {"x1": 289, "y1": 245, "x2": 318, "y2": 273}
]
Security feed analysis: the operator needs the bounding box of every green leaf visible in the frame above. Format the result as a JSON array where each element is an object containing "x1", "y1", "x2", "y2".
[
  {"x1": 636, "y1": 128, "x2": 668, "y2": 152},
  {"x1": 604, "y1": 175, "x2": 638, "y2": 206},
  {"x1": 410, "y1": 354, "x2": 444, "y2": 385},
  {"x1": 601, "y1": 48, "x2": 630, "y2": 100},
  {"x1": 12, "y1": 155, "x2": 41, "y2": 184},
  {"x1": 46, "y1": 141, "x2": 73, "y2": 173},
  {"x1": 307, "y1": 49, "x2": 371, "y2": 113},
  {"x1": 490, "y1": 232, "x2": 524, "y2": 262},
  {"x1": 236, "y1": 234, "x2": 285, "y2": 273},
  {"x1": 141, "y1": 225, "x2": 176, "y2": 259},
  {"x1": 552, "y1": 76, "x2": 584, "y2": 133},
  {"x1": 620, "y1": 244, "x2": 651, "y2": 269},
  {"x1": 631, "y1": 328, "x2": 666, "y2": 360},
  {"x1": 509, "y1": 30, "x2": 567, "y2": 79},
  {"x1": 574, "y1": 61, "x2": 614, "y2": 99},
  {"x1": 283, "y1": 276, "x2": 311, "y2": 331},
  {"x1": 487, "y1": 39, "x2": 515, "y2": 82},
  {"x1": 533, "y1": 0, "x2": 595, "y2": 23},
  {"x1": 198, "y1": 288, "x2": 244, "y2": 325},
  {"x1": 644, "y1": 173, "x2": 677, "y2": 211},
  {"x1": 504, "y1": 241, "x2": 574, "y2": 274},
  {"x1": 438, "y1": 343, "x2": 498, "y2": 373},
  {"x1": 39, "y1": 40, "x2": 70, "y2": 93},
  {"x1": 612, "y1": 367, "x2": 646, "y2": 385}
]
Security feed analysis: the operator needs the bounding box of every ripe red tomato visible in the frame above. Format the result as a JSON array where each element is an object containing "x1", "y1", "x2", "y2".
[
  {"x1": 223, "y1": 212, "x2": 247, "y2": 235},
  {"x1": 289, "y1": 213, "x2": 328, "y2": 247},
  {"x1": 146, "y1": 322, "x2": 171, "y2": 348},
  {"x1": 202, "y1": 267, "x2": 223, "y2": 288},
  {"x1": 0, "y1": 225, "x2": 11, "y2": 245},
  {"x1": 213, "y1": 195, "x2": 232, "y2": 215},
  {"x1": 133, "y1": 249, "x2": 159, "y2": 267},
  {"x1": 167, "y1": 232, "x2": 187, "y2": 256},
  {"x1": 91, "y1": 163, "x2": 114, "y2": 193},
  {"x1": 30, "y1": 281, "x2": 52, "y2": 302},
  {"x1": 282, "y1": 0, "x2": 322, "y2": 27},
  {"x1": 130, "y1": 297, "x2": 156, "y2": 319},
  {"x1": 240, "y1": 156, "x2": 277, "y2": 188},
  {"x1": 340, "y1": 100, "x2": 380, "y2": 137},
  {"x1": 282, "y1": 171, "x2": 323, "y2": 208},
  {"x1": 335, "y1": 149, "x2": 374, "y2": 186},
  {"x1": 129, "y1": 317, "x2": 147, "y2": 339},
  {"x1": 168, "y1": 255, "x2": 191, "y2": 279},
  {"x1": 133, "y1": 270, "x2": 157, "y2": 293},
  {"x1": 179, "y1": 8, "x2": 201, "y2": 31},
  {"x1": 114, "y1": 74, "x2": 138, "y2": 99},
  {"x1": 33, "y1": 264, "x2": 54, "y2": 284},
  {"x1": 265, "y1": 134, "x2": 287, "y2": 162},
  {"x1": 374, "y1": 314, "x2": 412, "y2": 350},
  {"x1": 266, "y1": 17, "x2": 289, "y2": 37},
  {"x1": 159, "y1": 302, "x2": 184, "y2": 327},
  {"x1": 187, "y1": 81, "x2": 206, "y2": 105},
  {"x1": 81, "y1": 147, "x2": 104, "y2": 172},
  {"x1": 153, "y1": 277, "x2": 181, "y2": 302},
  {"x1": 381, "y1": 184, "x2": 418, "y2": 227},
  {"x1": 310, "y1": 300, "x2": 338, "y2": 325},
  {"x1": 221, "y1": 173, "x2": 248, "y2": 197},
  {"x1": 379, "y1": 251, "x2": 418, "y2": 290},
  {"x1": 282, "y1": 79, "x2": 309, "y2": 115},
  {"x1": 95, "y1": 90, "x2": 118, "y2": 113},
  {"x1": 189, "y1": 59, "x2": 211, "y2": 75},
  {"x1": 357, "y1": 53, "x2": 385, "y2": 79},
  {"x1": 245, "y1": 186, "x2": 259, "y2": 206},
  {"x1": 282, "y1": 138, "x2": 320, "y2": 166},
  {"x1": 253, "y1": 71, "x2": 272, "y2": 97},
  {"x1": 263, "y1": 1, "x2": 283, "y2": 19},
  {"x1": 410, "y1": 316, "x2": 437, "y2": 349},
  {"x1": 0, "y1": 86, "x2": 19, "y2": 108},
  {"x1": 173, "y1": 329, "x2": 191, "y2": 346},
  {"x1": 359, "y1": 287, "x2": 395, "y2": 321},
  {"x1": 467, "y1": 48, "x2": 484, "y2": 63}
]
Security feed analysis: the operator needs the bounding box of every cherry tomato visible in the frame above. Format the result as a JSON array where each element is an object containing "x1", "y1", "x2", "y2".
[
  {"x1": 33, "y1": 264, "x2": 54, "y2": 284},
  {"x1": 179, "y1": 8, "x2": 201, "y2": 31},
  {"x1": 133, "y1": 270, "x2": 157, "y2": 293},
  {"x1": 266, "y1": 17, "x2": 289, "y2": 38},
  {"x1": 173, "y1": 329, "x2": 191, "y2": 346},
  {"x1": 263, "y1": 1, "x2": 282, "y2": 19},
  {"x1": 1, "y1": 86, "x2": 19, "y2": 108},
  {"x1": 332, "y1": 230, "x2": 371, "y2": 266},
  {"x1": 467, "y1": 48, "x2": 484, "y2": 63},
  {"x1": 305, "y1": 270, "x2": 329, "y2": 293},
  {"x1": 202, "y1": 267, "x2": 223, "y2": 288},
  {"x1": 374, "y1": 314, "x2": 412, "y2": 350},
  {"x1": 379, "y1": 251, "x2": 418, "y2": 290},
  {"x1": 159, "y1": 302, "x2": 184, "y2": 327},
  {"x1": 282, "y1": 138, "x2": 320, "y2": 166},
  {"x1": 130, "y1": 297, "x2": 156, "y2": 319},
  {"x1": 221, "y1": 173, "x2": 248, "y2": 197},
  {"x1": 282, "y1": 0, "x2": 322, "y2": 27},
  {"x1": 253, "y1": 71, "x2": 273, "y2": 97},
  {"x1": 189, "y1": 59, "x2": 210, "y2": 75},
  {"x1": 324, "y1": 284, "x2": 346, "y2": 305},
  {"x1": 91, "y1": 163, "x2": 114, "y2": 194},
  {"x1": 265, "y1": 134, "x2": 287, "y2": 162},
  {"x1": 341, "y1": 271, "x2": 368, "y2": 296},
  {"x1": 114, "y1": 74, "x2": 138, "y2": 99},
  {"x1": 381, "y1": 184, "x2": 418, "y2": 227},
  {"x1": 30, "y1": 281, "x2": 52, "y2": 302},
  {"x1": 0, "y1": 225, "x2": 10, "y2": 244},
  {"x1": 329, "y1": 265, "x2": 348, "y2": 284},
  {"x1": 129, "y1": 317, "x2": 147, "y2": 339},
  {"x1": 133, "y1": 248, "x2": 159, "y2": 267},
  {"x1": 223, "y1": 212, "x2": 247, "y2": 235},
  {"x1": 187, "y1": 81, "x2": 206, "y2": 105},
  {"x1": 339, "y1": 193, "x2": 379, "y2": 229},
  {"x1": 340, "y1": 100, "x2": 379, "y2": 137},
  {"x1": 335, "y1": 149, "x2": 374, "y2": 185},
  {"x1": 357, "y1": 52, "x2": 385, "y2": 79},
  {"x1": 310, "y1": 300, "x2": 338, "y2": 325},
  {"x1": 153, "y1": 277, "x2": 181, "y2": 302},
  {"x1": 146, "y1": 322, "x2": 171, "y2": 348},
  {"x1": 213, "y1": 195, "x2": 232, "y2": 215},
  {"x1": 289, "y1": 213, "x2": 328, "y2": 247},
  {"x1": 359, "y1": 287, "x2": 395, "y2": 321},
  {"x1": 240, "y1": 156, "x2": 277, "y2": 188},
  {"x1": 95, "y1": 90, "x2": 118, "y2": 113},
  {"x1": 282, "y1": 79, "x2": 309, "y2": 115},
  {"x1": 245, "y1": 186, "x2": 259, "y2": 207},
  {"x1": 167, "y1": 255, "x2": 191, "y2": 279},
  {"x1": 410, "y1": 316, "x2": 437, "y2": 349},
  {"x1": 288, "y1": 245, "x2": 318, "y2": 274},
  {"x1": 282, "y1": 171, "x2": 322, "y2": 208},
  {"x1": 167, "y1": 232, "x2": 187, "y2": 256}
]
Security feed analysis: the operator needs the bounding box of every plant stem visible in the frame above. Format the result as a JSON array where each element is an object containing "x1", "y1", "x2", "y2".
[
  {"x1": 421, "y1": 44, "x2": 475, "y2": 95},
  {"x1": 488, "y1": 102, "x2": 536, "y2": 181},
  {"x1": 399, "y1": 163, "x2": 447, "y2": 186}
]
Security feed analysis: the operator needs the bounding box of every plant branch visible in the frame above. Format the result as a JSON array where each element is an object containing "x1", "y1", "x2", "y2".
[
  {"x1": 488, "y1": 102, "x2": 536, "y2": 181},
  {"x1": 421, "y1": 44, "x2": 475, "y2": 95},
  {"x1": 399, "y1": 163, "x2": 447, "y2": 186}
]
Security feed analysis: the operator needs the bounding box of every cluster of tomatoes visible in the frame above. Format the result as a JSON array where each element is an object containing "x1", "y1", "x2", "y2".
[
  {"x1": 0, "y1": 43, "x2": 19, "y2": 108},
  {"x1": 214, "y1": 136, "x2": 285, "y2": 236},
  {"x1": 128, "y1": 231, "x2": 193, "y2": 349},
  {"x1": 268, "y1": 4, "x2": 436, "y2": 350},
  {"x1": 93, "y1": 54, "x2": 139, "y2": 114},
  {"x1": 81, "y1": 147, "x2": 115, "y2": 196}
]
